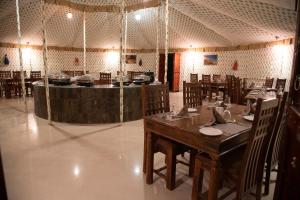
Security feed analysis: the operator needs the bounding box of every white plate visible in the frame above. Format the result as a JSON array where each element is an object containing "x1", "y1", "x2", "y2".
[
  {"x1": 188, "y1": 108, "x2": 197, "y2": 112},
  {"x1": 199, "y1": 127, "x2": 223, "y2": 136},
  {"x1": 243, "y1": 115, "x2": 254, "y2": 121}
]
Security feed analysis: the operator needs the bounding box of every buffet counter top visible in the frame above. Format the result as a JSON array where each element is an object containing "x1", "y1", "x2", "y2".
[
  {"x1": 33, "y1": 81, "x2": 141, "y2": 88},
  {"x1": 33, "y1": 82, "x2": 143, "y2": 124}
]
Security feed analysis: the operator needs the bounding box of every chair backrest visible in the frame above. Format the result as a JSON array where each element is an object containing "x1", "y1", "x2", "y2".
[
  {"x1": 202, "y1": 74, "x2": 211, "y2": 83},
  {"x1": 226, "y1": 75, "x2": 234, "y2": 100},
  {"x1": 239, "y1": 98, "x2": 279, "y2": 195},
  {"x1": 233, "y1": 77, "x2": 242, "y2": 104},
  {"x1": 99, "y1": 72, "x2": 111, "y2": 84},
  {"x1": 275, "y1": 78, "x2": 286, "y2": 90},
  {"x1": 265, "y1": 77, "x2": 274, "y2": 88},
  {"x1": 190, "y1": 73, "x2": 198, "y2": 83},
  {"x1": 141, "y1": 84, "x2": 170, "y2": 117},
  {"x1": 12, "y1": 71, "x2": 26, "y2": 79},
  {"x1": 267, "y1": 92, "x2": 288, "y2": 169},
  {"x1": 212, "y1": 74, "x2": 221, "y2": 82},
  {"x1": 30, "y1": 71, "x2": 41, "y2": 79},
  {"x1": 62, "y1": 70, "x2": 75, "y2": 77},
  {"x1": 127, "y1": 71, "x2": 134, "y2": 81},
  {"x1": 183, "y1": 81, "x2": 202, "y2": 108},
  {"x1": 0, "y1": 71, "x2": 11, "y2": 79},
  {"x1": 74, "y1": 71, "x2": 84, "y2": 76}
]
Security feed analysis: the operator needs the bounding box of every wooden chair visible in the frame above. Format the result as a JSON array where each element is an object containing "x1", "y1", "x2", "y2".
[
  {"x1": 192, "y1": 98, "x2": 279, "y2": 200},
  {"x1": 233, "y1": 77, "x2": 243, "y2": 104},
  {"x1": 62, "y1": 70, "x2": 75, "y2": 77},
  {"x1": 127, "y1": 71, "x2": 134, "y2": 81},
  {"x1": 183, "y1": 81, "x2": 202, "y2": 107},
  {"x1": 12, "y1": 71, "x2": 26, "y2": 79},
  {"x1": 3, "y1": 79, "x2": 14, "y2": 98},
  {"x1": 201, "y1": 75, "x2": 212, "y2": 99},
  {"x1": 264, "y1": 92, "x2": 288, "y2": 195},
  {"x1": 202, "y1": 74, "x2": 211, "y2": 83},
  {"x1": 10, "y1": 71, "x2": 25, "y2": 97},
  {"x1": 275, "y1": 78, "x2": 286, "y2": 90},
  {"x1": 265, "y1": 77, "x2": 274, "y2": 88},
  {"x1": 25, "y1": 71, "x2": 42, "y2": 96},
  {"x1": 0, "y1": 71, "x2": 11, "y2": 97},
  {"x1": 190, "y1": 73, "x2": 198, "y2": 83},
  {"x1": 99, "y1": 72, "x2": 111, "y2": 84},
  {"x1": 30, "y1": 71, "x2": 41, "y2": 79},
  {"x1": 0, "y1": 71, "x2": 11, "y2": 79},
  {"x1": 12, "y1": 78, "x2": 23, "y2": 97},
  {"x1": 212, "y1": 74, "x2": 221, "y2": 82},
  {"x1": 225, "y1": 75, "x2": 234, "y2": 101},
  {"x1": 0, "y1": 148, "x2": 8, "y2": 200},
  {"x1": 142, "y1": 84, "x2": 195, "y2": 190}
]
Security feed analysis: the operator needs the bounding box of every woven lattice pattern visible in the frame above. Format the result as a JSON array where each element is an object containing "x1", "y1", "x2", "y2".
[
  {"x1": 0, "y1": 43, "x2": 293, "y2": 91},
  {"x1": 0, "y1": 0, "x2": 296, "y2": 48},
  {"x1": 0, "y1": 47, "x2": 156, "y2": 79},
  {"x1": 179, "y1": 45, "x2": 294, "y2": 91}
]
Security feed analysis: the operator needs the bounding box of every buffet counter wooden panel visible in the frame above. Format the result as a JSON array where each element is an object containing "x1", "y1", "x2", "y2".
[{"x1": 33, "y1": 83, "x2": 143, "y2": 123}]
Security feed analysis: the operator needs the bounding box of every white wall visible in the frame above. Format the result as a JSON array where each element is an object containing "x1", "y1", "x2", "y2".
[
  {"x1": 0, "y1": 48, "x2": 156, "y2": 79},
  {"x1": 0, "y1": 44, "x2": 294, "y2": 91},
  {"x1": 180, "y1": 44, "x2": 294, "y2": 91}
]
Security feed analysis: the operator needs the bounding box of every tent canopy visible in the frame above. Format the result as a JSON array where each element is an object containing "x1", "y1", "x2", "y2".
[{"x1": 0, "y1": 0, "x2": 297, "y2": 48}]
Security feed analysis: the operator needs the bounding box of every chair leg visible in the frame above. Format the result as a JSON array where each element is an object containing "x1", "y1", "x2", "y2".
[
  {"x1": 264, "y1": 164, "x2": 271, "y2": 195},
  {"x1": 192, "y1": 157, "x2": 204, "y2": 200},
  {"x1": 143, "y1": 131, "x2": 147, "y2": 173},
  {"x1": 166, "y1": 146, "x2": 176, "y2": 190},
  {"x1": 146, "y1": 133, "x2": 154, "y2": 185}
]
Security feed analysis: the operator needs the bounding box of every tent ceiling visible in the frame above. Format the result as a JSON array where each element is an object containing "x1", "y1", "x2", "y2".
[{"x1": 0, "y1": 0, "x2": 296, "y2": 49}]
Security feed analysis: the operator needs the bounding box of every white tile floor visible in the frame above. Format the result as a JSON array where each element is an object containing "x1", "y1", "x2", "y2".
[{"x1": 0, "y1": 93, "x2": 275, "y2": 200}]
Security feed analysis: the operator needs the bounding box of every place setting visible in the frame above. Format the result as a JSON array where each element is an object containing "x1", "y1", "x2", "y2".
[{"x1": 199, "y1": 104, "x2": 251, "y2": 137}]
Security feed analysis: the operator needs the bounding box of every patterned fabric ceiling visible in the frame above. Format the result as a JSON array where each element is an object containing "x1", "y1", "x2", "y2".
[{"x1": 0, "y1": 0, "x2": 297, "y2": 49}]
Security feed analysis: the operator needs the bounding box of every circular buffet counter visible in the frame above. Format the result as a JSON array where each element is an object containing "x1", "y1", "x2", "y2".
[{"x1": 33, "y1": 82, "x2": 143, "y2": 124}]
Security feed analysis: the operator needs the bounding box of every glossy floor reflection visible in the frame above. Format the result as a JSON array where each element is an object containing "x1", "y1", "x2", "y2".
[{"x1": 0, "y1": 93, "x2": 275, "y2": 200}]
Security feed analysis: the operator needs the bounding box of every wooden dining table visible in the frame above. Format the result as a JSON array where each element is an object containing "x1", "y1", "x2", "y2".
[{"x1": 143, "y1": 104, "x2": 252, "y2": 200}]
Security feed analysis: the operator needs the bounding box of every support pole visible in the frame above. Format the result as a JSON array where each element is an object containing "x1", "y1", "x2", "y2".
[
  {"x1": 41, "y1": 0, "x2": 52, "y2": 125},
  {"x1": 15, "y1": 0, "x2": 28, "y2": 113},
  {"x1": 155, "y1": 5, "x2": 160, "y2": 81},
  {"x1": 119, "y1": 1, "x2": 125, "y2": 123},
  {"x1": 164, "y1": 0, "x2": 169, "y2": 84},
  {"x1": 124, "y1": 11, "x2": 128, "y2": 74},
  {"x1": 83, "y1": 10, "x2": 87, "y2": 75}
]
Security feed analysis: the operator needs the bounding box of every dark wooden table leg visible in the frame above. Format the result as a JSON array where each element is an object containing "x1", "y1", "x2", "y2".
[
  {"x1": 146, "y1": 132, "x2": 154, "y2": 184},
  {"x1": 166, "y1": 144, "x2": 176, "y2": 190},
  {"x1": 192, "y1": 156, "x2": 204, "y2": 200},
  {"x1": 208, "y1": 159, "x2": 220, "y2": 200}
]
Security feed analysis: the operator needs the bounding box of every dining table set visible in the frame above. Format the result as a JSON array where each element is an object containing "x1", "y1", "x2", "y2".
[
  {"x1": 143, "y1": 101, "x2": 254, "y2": 199},
  {"x1": 0, "y1": 71, "x2": 42, "y2": 98}
]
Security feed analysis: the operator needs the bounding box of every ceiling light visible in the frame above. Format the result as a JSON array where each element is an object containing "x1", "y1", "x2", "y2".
[
  {"x1": 135, "y1": 14, "x2": 141, "y2": 21},
  {"x1": 67, "y1": 12, "x2": 73, "y2": 19}
]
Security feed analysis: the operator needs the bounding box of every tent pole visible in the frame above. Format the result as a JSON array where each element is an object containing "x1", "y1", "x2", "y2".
[
  {"x1": 124, "y1": 11, "x2": 128, "y2": 74},
  {"x1": 15, "y1": 0, "x2": 28, "y2": 113},
  {"x1": 119, "y1": 1, "x2": 125, "y2": 123},
  {"x1": 164, "y1": 0, "x2": 169, "y2": 84},
  {"x1": 83, "y1": 10, "x2": 87, "y2": 75},
  {"x1": 155, "y1": 4, "x2": 160, "y2": 81},
  {"x1": 41, "y1": 0, "x2": 52, "y2": 125}
]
